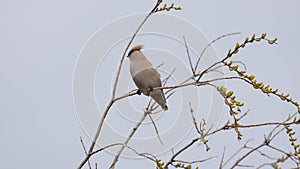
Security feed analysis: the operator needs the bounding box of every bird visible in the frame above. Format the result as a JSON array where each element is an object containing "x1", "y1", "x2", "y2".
[{"x1": 127, "y1": 45, "x2": 168, "y2": 111}]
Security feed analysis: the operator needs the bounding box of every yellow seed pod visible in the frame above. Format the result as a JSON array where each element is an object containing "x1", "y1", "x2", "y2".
[
  {"x1": 235, "y1": 42, "x2": 240, "y2": 49},
  {"x1": 236, "y1": 101, "x2": 244, "y2": 107},
  {"x1": 175, "y1": 163, "x2": 181, "y2": 167},
  {"x1": 289, "y1": 138, "x2": 297, "y2": 142},
  {"x1": 222, "y1": 87, "x2": 227, "y2": 93},
  {"x1": 227, "y1": 91, "x2": 234, "y2": 97},
  {"x1": 244, "y1": 37, "x2": 249, "y2": 43},
  {"x1": 230, "y1": 104, "x2": 236, "y2": 109},
  {"x1": 248, "y1": 75, "x2": 255, "y2": 80},
  {"x1": 289, "y1": 131, "x2": 296, "y2": 135},
  {"x1": 227, "y1": 49, "x2": 232, "y2": 56},
  {"x1": 257, "y1": 81, "x2": 263, "y2": 86},
  {"x1": 232, "y1": 49, "x2": 239, "y2": 54},
  {"x1": 251, "y1": 34, "x2": 256, "y2": 41}
]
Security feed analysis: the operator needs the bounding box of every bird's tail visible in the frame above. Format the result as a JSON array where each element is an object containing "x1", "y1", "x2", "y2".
[{"x1": 150, "y1": 89, "x2": 168, "y2": 111}]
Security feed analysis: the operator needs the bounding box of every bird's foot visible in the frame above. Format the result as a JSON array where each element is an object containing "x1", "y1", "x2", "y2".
[
  {"x1": 136, "y1": 89, "x2": 141, "y2": 95},
  {"x1": 145, "y1": 87, "x2": 153, "y2": 96}
]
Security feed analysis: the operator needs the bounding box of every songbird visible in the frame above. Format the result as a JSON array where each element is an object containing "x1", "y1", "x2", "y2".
[{"x1": 127, "y1": 45, "x2": 168, "y2": 111}]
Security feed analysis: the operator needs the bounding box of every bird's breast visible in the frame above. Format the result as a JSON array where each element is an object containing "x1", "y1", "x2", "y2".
[{"x1": 130, "y1": 60, "x2": 154, "y2": 78}]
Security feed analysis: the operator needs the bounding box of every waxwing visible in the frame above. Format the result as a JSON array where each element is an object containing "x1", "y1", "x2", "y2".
[{"x1": 127, "y1": 45, "x2": 168, "y2": 111}]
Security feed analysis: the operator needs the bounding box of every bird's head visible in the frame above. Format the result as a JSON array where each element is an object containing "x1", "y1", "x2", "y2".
[{"x1": 127, "y1": 45, "x2": 144, "y2": 58}]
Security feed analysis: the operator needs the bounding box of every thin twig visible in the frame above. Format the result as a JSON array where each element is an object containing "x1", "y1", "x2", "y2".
[
  {"x1": 162, "y1": 67, "x2": 176, "y2": 86},
  {"x1": 109, "y1": 111, "x2": 149, "y2": 169},
  {"x1": 148, "y1": 113, "x2": 164, "y2": 145},
  {"x1": 164, "y1": 137, "x2": 200, "y2": 168},
  {"x1": 267, "y1": 144, "x2": 298, "y2": 163},
  {"x1": 189, "y1": 102, "x2": 201, "y2": 134},
  {"x1": 194, "y1": 32, "x2": 240, "y2": 73},
  {"x1": 230, "y1": 143, "x2": 265, "y2": 168},
  {"x1": 91, "y1": 143, "x2": 124, "y2": 156},
  {"x1": 156, "y1": 62, "x2": 165, "y2": 69},
  {"x1": 236, "y1": 164, "x2": 254, "y2": 168},
  {"x1": 78, "y1": 100, "x2": 114, "y2": 169},
  {"x1": 93, "y1": 142, "x2": 158, "y2": 162},
  {"x1": 183, "y1": 36, "x2": 195, "y2": 75},
  {"x1": 229, "y1": 113, "x2": 298, "y2": 168},
  {"x1": 173, "y1": 156, "x2": 218, "y2": 164},
  {"x1": 219, "y1": 147, "x2": 226, "y2": 169},
  {"x1": 80, "y1": 137, "x2": 92, "y2": 169},
  {"x1": 222, "y1": 139, "x2": 254, "y2": 167}
]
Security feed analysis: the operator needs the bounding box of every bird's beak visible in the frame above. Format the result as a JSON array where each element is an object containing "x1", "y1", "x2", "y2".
[{"x1": 126, "y1": 55, "x2": 129, "y2": 58}]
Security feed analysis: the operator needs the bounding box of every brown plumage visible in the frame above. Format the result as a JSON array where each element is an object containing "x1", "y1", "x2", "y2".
[{"x1": 127, "y1": 45, "x2": 168, "y2": 111}]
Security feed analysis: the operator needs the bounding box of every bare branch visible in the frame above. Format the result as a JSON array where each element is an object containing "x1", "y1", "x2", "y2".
[
  {"x1": 222, "y1": 139, "x2": 254, "y2": 167},
  {"x1": 148, "y1": 113, "x2": 164, "y2": 145},
  {"x1": 229, "y1": 113, "x2": 298, "y2": 168},
  {"x1": 219, "y1": 147, "x2": 226, "y2": 169},
  {"x1": 173, "y1": 156, "x2": 218, "y2": 165},
  {"x1": 78, "y1": 100, "x2": 114, "y2": 169},
  {"x1": 109, "y1": 110, "x2": 149, "y2": 169},
  {"x1": 183, "y1": 36, "x2": 195, "y2": 76},
  {"x1": 80, "y1": 137, "x2": 92, "y2": 169},
  {"x1": 91, "y1": 143, "x2": 124, "y2": 156},
  {"x1": 194, "y1": 32, "x2": 240, "y2": 73},
  {"x1": 162, "y1": 67, "x2": 176, "y2": 86},
  {"x1": 189, "y1": 102, "x2": 200, "y2": 134},
  {"x1": 164, "y1": 137, "x2": 200, "y2": 168},
  {"x1": 230, "y1": 142, "x2": 265, "y2": 168}
]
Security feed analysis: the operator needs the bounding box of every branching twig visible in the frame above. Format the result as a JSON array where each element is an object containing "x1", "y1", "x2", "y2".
[
  {"x1": 109, "y1": 110, "x2": 149, "y2": 169},
  {"x1": 164, "y1": 137, "x2": 200, "y2": 168},
  {"x1": 194, "y1": 32, "x2": 240, "y2": 74},
  {"x1": 173, "y1": 156, "x2": 218, "y2": 165},
  {"x1": 80, "y1": 137, "x2": 92, "y2": 169}
]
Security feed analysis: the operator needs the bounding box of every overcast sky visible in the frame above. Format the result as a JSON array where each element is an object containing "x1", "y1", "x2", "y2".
[{"x1": 1, "y1": 1, "x2": 300, "y2": 169}]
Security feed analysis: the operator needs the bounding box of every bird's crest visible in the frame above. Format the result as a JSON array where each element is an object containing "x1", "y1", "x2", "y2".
[{"x1": 128, "y1": 45, "x2": 144, "y2": 56}]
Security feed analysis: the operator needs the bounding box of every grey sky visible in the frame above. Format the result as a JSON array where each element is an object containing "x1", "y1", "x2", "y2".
[{"x1": 1, "y1": 1, "x2": 299, "y2": 168}]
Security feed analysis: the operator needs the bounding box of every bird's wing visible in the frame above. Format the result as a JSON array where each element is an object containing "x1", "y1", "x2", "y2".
[{"x1": 133, "y1": 68, "x2": 162, "y2": 96}]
